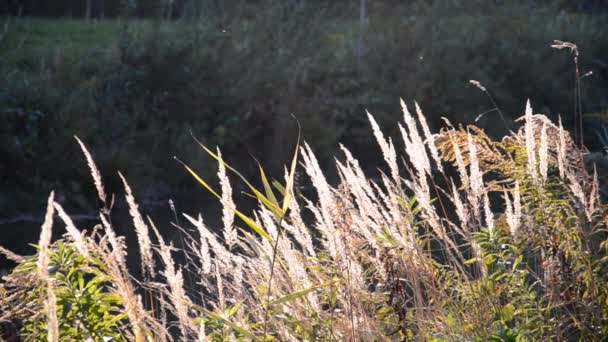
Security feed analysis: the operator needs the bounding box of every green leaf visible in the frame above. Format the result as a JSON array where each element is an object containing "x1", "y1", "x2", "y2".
[
  {"x1": 227, "y1": 302, "x2": 242, "y2": 317},
  {"x1": 190, "y1": 135, "x2": 281, "y2": 216},
  {"x1": 233, "y1": 210, "x2": 272, "y2": 241},
  {"x1": 206, "y1": 312, "x2": 258, "y2": 341},
  {"x1": 178, "y1": 160, "x2": 272, "y2": 241},
  {"x1": 484, "y1": 254, "x2": 497, "y2": 266},
  {"x1": 376, "y1": 306, "x2": 393, "y2": 317},
  {"x1": 512, "y1": 254, "x2": 523, "y2": 272},
  {"x1": 282, "y1": 140, "x2": 300, "y2": 215},
  {"x1": 257, "y1": 163, "x2": 283, "y2": 219},
  {"x1": 272, "y1": 180, "x2": 286, "y2": 197},
  {"x1": 465, "y1": 257, "x2": 479, "y2": 265},
  {"x1": 501, "y1": 303, "x2": 516, "y2": 322}
]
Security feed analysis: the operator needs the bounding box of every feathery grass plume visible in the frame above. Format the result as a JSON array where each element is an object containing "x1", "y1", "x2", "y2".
[
  {"x1": 99, "y1": 213, "x2": 127, "y2": 270},
  {"x1": 183, "y1": 213, "x2": 232, "y2": 268},
  {"x1": 337, "y1": 146, "x2": 387, "y2": 231},
  {"x1": 38, "y1": 193, "x2": 55, "y2": 275},
  {"x1": 282, "y1": 194, "x2": 315, "y2": 257},
  {"x1": 334, "y1": 148, "x2": 387, "y2": 264},
  {"x1": 415, "y1": 101, "x2": 443, "y2": 173},
  {"x1": 566, "y1": 170, "x2": 590, "y2": 221},
  {"x1": 467, "y1": 131, "x2": 484, "y2": 222},
  {"x1": 0, "y1": 246, "x2": 24, "y2": 263},
  {"x1": 483, "y1": 192, "x2": 494, "y2": 233},
  {"x1": 230, "y1": 256, "x2": 245, "y2": 298},
  {"x1": 95, "y1": 228, "x2": 148, "y2": 342},
  {"x1": 451, "y1": 181, "x2": 469, "y2": 227},
  {"x1": 38, "y1": 192, "x2": 59, "y2": 342},
  {"x1": 503, "y1": 190, "x2": 516, "y2": 236},
  {"x1": 118, "y1": 172, "x2": 155, "y2": 277},
  {"x1": 258, "y1": 205, "x2": 312, "y2": 293},
  {"x1": 589, "y1": 165, "x2": 599, "y2": 220},
  {"x1": 462, "y1": 131, "x2": 487, "y2": 276},
  {"x1": 74, "y1": 136, "x2": 106, "y2": 206},
  {"x1": 187, "y1": 214, "x2": 212, "y2": 275},
  {"x1": 197, "y1": 323, "x2": 206, "y2": 342},
  {"x1": 367, "y1": 111, "x2": 399, "y2": 184},
  {"x1": 399, "y1": 99, "x2": 431, "y2": 184},
  {"x1": 416, "y1": 178, "x2": 465, "y2": 266},
  {"x1": 150, "y1": 219, "x2": 195, "y2": 339},
  {"x1": 503, "y1": 181, "x2": 522, "y2": 236},
  {"x1": 469, "y1": 79, "x2": 487, "y2": 92},
  {"x1": 280, "y1": 168, "x2": 315, "y2": 257},
  {"x1": 44, "y1": 279, "x2": 59, "y2": 342},
  {"x1": 557, "y1": 116, "x2": 567, "y2": 179},
  {"x1": 53, "y1": 202, "x2": 89, "y2": 258},
  {"x1": 217, "y1": 148, "x2": 236, "y2": 249},
  {"x1": 513, "y1": 180, "x2": 521, "y2": 229},
  {"x1": 539, "y1": 121, "x2": 549, "y2": 183},
  {"x1": 451, "y1": 132, "x2": 470, "y2": 188},
  {"x1": 214, "y1": 261, "x2": 225, "y2": 311},
  {"x1": 300, "y1": 143, "x2": 339, "y2": 256},
  {"x1": 398, "y1": 101, "x2": 465, "y2": 265},
  {"x1": 376, "y1": 173, "x2": 410, "y2": 242},
  {"x1": 37, "y1": 192, "x2": 55, "y2": 274},
  {"x1": 524, "y1": 100, "x2": 538, "y2": 182}
]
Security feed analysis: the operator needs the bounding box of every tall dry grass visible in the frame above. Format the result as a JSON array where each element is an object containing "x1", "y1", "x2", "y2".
[{"x1": 1, "y1": 99, "x2": 607, "y2": 340}]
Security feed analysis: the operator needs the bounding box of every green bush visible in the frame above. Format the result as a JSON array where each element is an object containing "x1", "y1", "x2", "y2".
[{"x1": 2, "y1": 240, "x2": 129, "y2": 340}]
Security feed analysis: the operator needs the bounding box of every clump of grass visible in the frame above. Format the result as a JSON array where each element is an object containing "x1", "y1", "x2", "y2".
[{"x1": 1, "y1": 99, "x2": 608, "y2": 340}]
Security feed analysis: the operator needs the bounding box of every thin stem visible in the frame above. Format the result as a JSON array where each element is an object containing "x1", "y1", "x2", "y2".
[{"x1": 261, "y1": 216, "x2": 285, "y2": 340}]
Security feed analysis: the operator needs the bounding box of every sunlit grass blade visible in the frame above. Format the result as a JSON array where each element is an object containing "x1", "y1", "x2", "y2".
[
  {"x1": 176, "y1": 157, "x2": 272, "y2": 241},
  {"x1": 233, "y1": 209, "x2": 272, "y2": 241},
  {"x1": 258, "y1": 162, "x2": 282, "y2": 220},
  {"x1": 190, "y1": 133, "x2": 283, "y2": 216},
  {"x1": 272, "y1": 180, "x2": 286, "y2": 197},
  {"x1": 281, "y1": 117, "x2": 301, "y2": 214},
  {"x1": 258, "y1": 163, "x2": 279, "y2": 208}
]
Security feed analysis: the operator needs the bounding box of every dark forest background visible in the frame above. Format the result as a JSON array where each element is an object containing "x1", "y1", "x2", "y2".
[
  {"x1": 1, "y1": 0, "x2": 608, "y2": 263},
  {"x1": 2, "y1": 1, "x2": 606, "y2": 18}
]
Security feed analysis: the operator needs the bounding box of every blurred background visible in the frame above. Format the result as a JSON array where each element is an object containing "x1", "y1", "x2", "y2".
[{"x1": 1, "y1": 1, "x2": 607, "y2": 265}]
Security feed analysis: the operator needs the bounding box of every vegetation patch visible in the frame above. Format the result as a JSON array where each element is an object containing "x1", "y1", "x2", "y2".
[{"x1": 1, "y1": 99, "x2": 607, "y2": 340}]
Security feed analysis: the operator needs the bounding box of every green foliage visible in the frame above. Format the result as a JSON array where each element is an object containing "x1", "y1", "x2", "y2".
[
  {"x1": 1, "y1": 11, "x2": 608, "y2": 335},
  {"x1": 1, "y1": 97, "x2": 608, "y2": 340},
  {"x1": 432, "y1": 119, "x2": 608, "y2": 340},
  {"x1": 4, "y1": 240, "x2": 128, "y2": 341}
]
